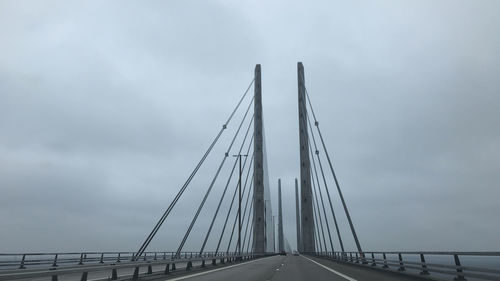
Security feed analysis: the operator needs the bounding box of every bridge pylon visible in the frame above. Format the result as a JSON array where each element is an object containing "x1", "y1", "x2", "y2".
[
  {"x1": 278, "y1": 179, "x2": 284, "y2": 253},
  {"x1": 295, "y1": 178, "x2": 302, "y2": 252},
  {"x1": 297, "y1": 62, "x2": 316, "y2": 253},
  {"x1": 252, "y1": 64, "x2": 266, "y2": 253}
]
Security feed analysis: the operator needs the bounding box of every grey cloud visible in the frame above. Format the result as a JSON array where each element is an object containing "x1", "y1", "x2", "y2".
[{"x1": 1, "y1": 0, "x2": 499, "y2": 253}]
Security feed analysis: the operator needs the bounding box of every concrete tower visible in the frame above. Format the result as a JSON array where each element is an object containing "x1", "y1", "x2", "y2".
[
  {"x1": 253, "y1": 64, "x2": 266, "y2": 253},
  {"x1": 278, "y1": 179, "x2": 284, "y2": 252},
  {"x1": 295, "y1": 178, "x2": 301, "y2": 252},
  {"x1": 297, "y1": 62, "x2": 315, "y2": 252}
]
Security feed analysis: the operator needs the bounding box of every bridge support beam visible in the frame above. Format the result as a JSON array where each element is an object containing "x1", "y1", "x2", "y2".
[
  {"x1": 164, "y1": 264, "x2": 169, "y2": 275},
  {"x1": 80, "y1": 272, "x2": 88, "y2": 281},
  {"x1": 132, "y1": 267, "x2": 139, "y2": 280},
  {"x1": 253, "y1": 64, "x2": 266, "y2": 253},
  {"x1": 297, "y1": 62, "x2": 315, "y2": 253},
  {"x1": 278, "y1": 179, "x2": 284, "y2": 253}
]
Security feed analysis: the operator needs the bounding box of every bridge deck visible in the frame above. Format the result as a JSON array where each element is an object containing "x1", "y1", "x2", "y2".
[
  {"x1": 4, "y1": 255, "x2": 432, "y2": 281},
  {"x1": 154, "y1": 255, "x2": 425, "y2": 281}
]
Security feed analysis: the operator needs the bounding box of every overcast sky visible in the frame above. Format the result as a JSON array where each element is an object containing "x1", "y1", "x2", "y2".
[{"x1": 1, "y1": 0, "x2": 499, "y2": 253}]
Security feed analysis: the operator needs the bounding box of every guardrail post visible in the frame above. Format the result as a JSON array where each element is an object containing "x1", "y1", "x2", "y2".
[
  {"x1": 132, "y1": 266, "x2": 139, "y2": 280},
  {"x1": 163, "y1": 252, "x2": 166, "y2": 260},
  {"x1": 212, "y1": 258, "x2": 217, "y2": 266},
  {"x1": 186, "y1": 261, "x2": 193, "y2": 271},
  {"x1": 80, "y1": 272, "x2": 88, "y2": 281},
  {"x1": 360, "y1": 252, "x2": 367, "y2": 264},
  {"x1": 147, "y1": 264, "x2": 153, "y2": 274},
  {"x1": 398, "y1": 253, "x2": 406, "y2": 271},
  {"x1": 382, "y1": 253, "x2": 389, "y2": 268},
  {"x1": 172, "y1": 263, "x2": 176, "y2": 270},
  {"x1": 52, "y1": 275, "x2": 58, "y2": 281},
  {"x1": 419, "y1": 254, "x2": 429, "y2": 275},
  {"x1": 52, "y1": 254, "x2": 58, "y2": 267},
  {"x1": 371, "y1": 253, "x2": 376, "y2": 266},
  {"x1": 453, "y1": 254, "x2": 467, "y2": 281},
  {"x1": 117, "y1": 253, "x2": 121, "y2": 263},
  {"x1": 99, "y1": 253, "x2": 104, "y2": 264},
  {"x1": 79, "y1": 253, "x2": 84, "y2": 265},
  {"x1": 201, "y1": 259, "x2": 206, "y2": 267},
  {"x1": 164, "y1": 263, "x2": 170, "y2": 274},
  {"x1": 143, "y1": 253, "x2": 147, "y2": 261},
  {"x1": 19, "y1": 254, "x2": 26, "y2": 269},
  {"x1": 355, "y1": 252, "x2": 360, "y2": 263},
  {"x1": 111, "y1": 268, "x2": 118, "y2": 280},
  {"x1": 221, "y1": 258, "x2": 225, "y2": 264},
  {"x1": 154, "y1": 252, "x2": 157, "y2": 260}
]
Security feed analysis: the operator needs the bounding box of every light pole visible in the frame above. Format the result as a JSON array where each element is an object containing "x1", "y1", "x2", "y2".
[{"x1": 233, "y1": 154, "x2": 247, "y2": 258}]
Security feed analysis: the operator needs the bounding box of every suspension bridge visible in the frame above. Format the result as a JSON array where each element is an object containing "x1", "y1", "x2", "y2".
[{"x1": 1, "y1": 63, "x2": 499, "y2": 281}]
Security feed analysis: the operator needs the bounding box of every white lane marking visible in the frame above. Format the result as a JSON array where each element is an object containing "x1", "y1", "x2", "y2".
[
  {"x1": 300, "y1": 255, "x2": 358, "y2": 281},
  {"x1": 165, "y1": 256, "x2": 276, "y2": 281}
]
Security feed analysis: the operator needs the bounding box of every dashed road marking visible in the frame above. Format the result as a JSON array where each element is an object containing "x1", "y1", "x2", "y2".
[{"x1": 165, "y1": 255, "x2": 276, "y2": 281}]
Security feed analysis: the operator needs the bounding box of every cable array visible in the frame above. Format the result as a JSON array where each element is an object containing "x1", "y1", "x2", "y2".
[
  {"x1": 134, "y1": 78, "x2": 257, "y2": 260},
  {"x1": 301, "y1": 87, "x2": 363, "y2": 255}
]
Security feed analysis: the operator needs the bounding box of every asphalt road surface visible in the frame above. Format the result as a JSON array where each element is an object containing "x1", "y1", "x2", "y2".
[
  {"x1": 6, "y1": 255, "x2": 427, "y2": 281},
  {"x1": 160, "y1": 255, "x2": 425, "y2": 281}
]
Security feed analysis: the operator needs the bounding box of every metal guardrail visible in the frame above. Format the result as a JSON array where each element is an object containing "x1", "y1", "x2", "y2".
[
  {"x1": 0, "y1": 251, "x2": 267, "y2": 281},
  {"x1": 311, "y1": 251, "x2": 500, "y2": 281}
]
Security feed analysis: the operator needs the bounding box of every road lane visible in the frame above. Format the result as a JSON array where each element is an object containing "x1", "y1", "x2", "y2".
[
  {"x1": 300, "y1": 256, "x2": 357, "y2": 281},
  {"x1": 163, "y1": 255, "x2": 426, "y2": 281},
  {"x1": 305, "y1": 255, "x2": 425, "y2": 281},
  {"x1": 164, "y1": 255, "x2": 354, "y2": 281}
]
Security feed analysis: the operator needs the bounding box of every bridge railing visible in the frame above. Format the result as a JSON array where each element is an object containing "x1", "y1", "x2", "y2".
[
  {"x1": 312, "y1": 251, "x2": 500, "y2": 281},
  {"x1": 0, "y1": 251, "x2": 268, "y2": 281},
  {"x1": 0, "y1": 251, "x2": 238, "y2": 270}
]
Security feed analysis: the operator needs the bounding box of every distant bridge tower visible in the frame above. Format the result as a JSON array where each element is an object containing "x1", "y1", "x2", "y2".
[
  {"x1": 297, "y1": 62, "x2": 316, "y2": 252},
  {"x1": 278, "y1": 179, "x2": 284, "y2": 253},
  {"x1": 295, "y1": 178, "x2": 301, "y2": 252},
  {"x1": 253, "y1": 64, "x2": 266, "y2": 253}
]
